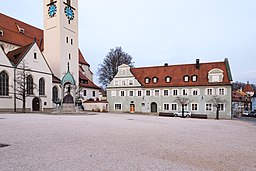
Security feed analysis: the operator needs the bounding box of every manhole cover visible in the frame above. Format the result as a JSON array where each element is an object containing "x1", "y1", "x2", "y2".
[
  {"x1": 0, "y1": 144, "x2": 10, "y2": 148},
  {"x1": 0, "y1": 118, "x2": 6, "y2": 120},
  {"x1": 127, "y1": 119, "x2": 134, "y2": 120}
]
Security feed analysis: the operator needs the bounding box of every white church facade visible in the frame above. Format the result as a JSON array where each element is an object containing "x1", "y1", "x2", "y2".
[{"x1": 0, "y1": 0, "x2": 100, "y2": 112}]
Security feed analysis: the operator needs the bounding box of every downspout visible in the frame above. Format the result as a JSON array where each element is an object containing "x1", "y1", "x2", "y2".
[{"x1": 14, "y1": 66, "x2": 17, "y2": 112}]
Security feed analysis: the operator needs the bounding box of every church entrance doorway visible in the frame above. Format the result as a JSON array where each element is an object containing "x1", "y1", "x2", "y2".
[
  {"x1": 151, "y1": 102, "x2": 157, "y2": 113},
  {"x1": 32, "y1": 97, "x2": 40, "y2": 111}
]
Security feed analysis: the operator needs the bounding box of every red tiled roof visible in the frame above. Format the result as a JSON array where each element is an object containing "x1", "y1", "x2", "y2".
[
  {"x1": 7, "y1": 42, "x2": 34, "y2": 65},
  {"x1": 243, "y1": 83, "x2": 254, "y2": 93},
  {"x1": 79, "y1": 49, "x2": 90, "y2": 66},
  {"x1": 79, "y1": 72, "x2": 100, "y2": 89},
  {"x1": 0, "y1": 13, "x2": 44, "y2": 51},
  {"x1": 130, "y1": 61, "x2": 232, "y2": 88}
]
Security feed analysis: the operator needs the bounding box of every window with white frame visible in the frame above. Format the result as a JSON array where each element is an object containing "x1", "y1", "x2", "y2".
[
  {"x1": 208, "y1": 68, "x2": 224, "y2": 83},
  {"x1": 129, "y1": 80, "x2": 134, "y2": 85},
  {"x1": 205, "y1": 103, "x2": 212, "y2": 111},
  {"x1": 111, "y1": 91, "x2": 116, "y2": 97},
  {"x1": 154, "y1": 90, "x2": 160, "y2": 96},
  {"x1": 114, "y1": 81, "x2": 119, "y2": 86},
  {"x1": 165, "y1": 76, "x2": 172, "y2": 83},
  {"x1": 145, "y1": 77, "x2": 150, "y2": 84},
  {"x1": 120, "y1": 91, "x2": 125, "y2": 97},
  {"x1": 184, "y1": 75, "x2": 189, "y2": 82},
  {"x1": 191, "y1": 103, "x2": 198, "y2": 111},
  {"x1": 122, "y1": 80, "x2": 126, "y2": 86},
  {"x1": 218, "y1": 88, "x2": 225, "y2": 96},
  {"x1": 129, "y1": 91, "x2": 134, "y2": 96},
  {"x1": 137, "y1": 90, "x2": 142, "y2": 96},
  {"x1": 163, "y1": 90, "x2": 169, "y2": 96},
  {"x1": 146, "y1": 90, "x2": 151, "y2": 96},
  {"x1": 192, "y1": 89, "x2": 199, "y2": 96},
  {"x1": 171, "y1": 103, "x2": 178, "y2": 111},
  {"x1": 153, "y1": 77, "x2": 158, "y2": 84},
  {"x1": 182, "y1": 89, "x2": 189, "y2": 96},
  {"x1": 218, "y1": 103, "x2": 225, "y2": 111},
  {"x1": 191, "y1": 75, "x2": 198, "y2": 82},
  {"x1": 173, "y1": 89, "x2": 179, "y2": 96},
  {"x1": 163, "y1": 103, "x2": 170, "y2": 111},
  {"x1": 206, "y1": 88, "x2": 213, "y2": 96},
  {"x1": 114, "y1": 104, "x2": 122, "y2": 110},
  {"x1": 183, "y1": 104, "x2": 188, "y2": 111}
]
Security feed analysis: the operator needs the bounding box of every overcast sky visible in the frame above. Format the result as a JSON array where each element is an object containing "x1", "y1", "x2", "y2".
[{"x1": 1, "y1": 0, "x2": 256, "y2": 84}]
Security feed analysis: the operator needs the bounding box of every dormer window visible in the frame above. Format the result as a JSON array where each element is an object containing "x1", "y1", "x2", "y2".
[
  {"x1": 145, "y1": 77, "x2": 150, "y2": 84},
  {"x1": 184, "y1": 75, "x2": 189, "y2": 82},
  {"x1": 208, "y1": 69, "x2": 224, "y2": 83},
  {"x1": 19, "y1": 28, "x2": 25, "y2": 34},
  {"x1": 165, "y1": 76, "x2": 172, "y2": 83},
  {"x1": 191, "y1": 75, "x2": 198, "y2": 82},
  {"x1": 153, "y1": 77, "x2": 158, "y2": 84},
  {"x1": 0, "y1": 30, "x2": 3, "y2": 37}
]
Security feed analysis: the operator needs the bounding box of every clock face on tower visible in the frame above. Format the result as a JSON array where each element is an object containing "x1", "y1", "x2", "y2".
[
  {"x1": 65, "y1": 6, "x2": 74, "y2": 20},
  {"x1": 48, "y1": 4, "x2": 57, "y2": 17}
]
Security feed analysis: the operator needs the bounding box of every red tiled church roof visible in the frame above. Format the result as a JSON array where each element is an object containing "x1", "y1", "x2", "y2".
[
  {"x1": 0, "y1": 13, "x2": 44, "y2": 51},
  {"x1": 79, "y1": 72, "x2": 100, "y2": 89},
  {"x1": 7, "y1": 43, "x2": 34, "y2": 65},
  {"x1": 1, "y1": 13, "x2": 96, "y2": 85},
  {"x1": 130, "y1": 61, "x2": 232, "y2": 88},
  {"x1": 79, "y1": 49, "x2": 90, "y2": 66}
]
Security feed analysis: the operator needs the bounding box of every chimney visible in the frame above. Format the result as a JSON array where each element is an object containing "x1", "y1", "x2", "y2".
[
  {"x1": 196, "y1": 59, "x2": 200, "y2": 69},
  {"x1": 164, "y1": 63, "x2": 168, "y2": 67}
]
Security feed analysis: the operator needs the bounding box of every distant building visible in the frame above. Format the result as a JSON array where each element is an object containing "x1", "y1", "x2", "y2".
[{"x1": 107, "y1": 59, "x2": 233, "y2": 119}]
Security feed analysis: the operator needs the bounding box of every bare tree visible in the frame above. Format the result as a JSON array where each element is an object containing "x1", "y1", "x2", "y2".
[
  {"x1": 208, "y1": 95, "x2": 227, "y2": 120},
  {"x1": 174, "y1": 97, "x2": 193, "y2": 118},
  {"x1": 11, "y1": 61, "x2": 37, "y2": 113},
  {"x1": 98, "y1": 47, "x2": 134, "y2": 88}
]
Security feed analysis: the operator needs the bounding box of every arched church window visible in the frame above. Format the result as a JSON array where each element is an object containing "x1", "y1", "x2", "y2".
[
  {"x1": 27, "y1": 75, "x2": 34, "y2": 95},
  {"x1": 39, "y1": 78, "x2": 45, "y2": 95},
  {"x1": 52, "y1": 86, "x2": 58, "y2": 102},
  {"x1": 0, "y1": 71, "x2": 9, "y2": 96}
]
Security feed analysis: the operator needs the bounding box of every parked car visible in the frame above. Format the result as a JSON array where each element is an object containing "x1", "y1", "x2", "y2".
[
  {"x1": 174, "y1": 111, "x2": 192, "y2": 117},
  {"x1": 243, "y1": 111, "x2": 249, "y2": 116},
  {"x1": 248, "y1": 111, "x2": 256, "y2": 117}
]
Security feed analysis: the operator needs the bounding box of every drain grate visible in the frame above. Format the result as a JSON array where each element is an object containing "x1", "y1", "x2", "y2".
[
  {"x1": 127, "y1": 119, "x2": 134, "y2": 121},
  {"x1": 0, "y1": 144, "x2": 10, "y2": 148}
]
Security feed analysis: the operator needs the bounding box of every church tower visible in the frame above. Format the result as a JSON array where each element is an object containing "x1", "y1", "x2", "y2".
[{"x1": 43, "y1": 0, "x2": 79, "y2": 86}]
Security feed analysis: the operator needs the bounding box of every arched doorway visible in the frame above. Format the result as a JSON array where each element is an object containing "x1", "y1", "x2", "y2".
[
  {"x1": 32, "y1": 97, "x2": 40, "y2": 111},
  {"x1": 151, "y1": 102, "x2": 157, "y2": 113}
]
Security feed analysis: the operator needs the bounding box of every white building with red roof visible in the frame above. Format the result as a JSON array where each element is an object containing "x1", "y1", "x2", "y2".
[
  {"x1": 0, "y1": 0, "x2": 100, "y2": 112},
  {"x1": 107, "y1": 59, "x2": 233, "y2": 119}
]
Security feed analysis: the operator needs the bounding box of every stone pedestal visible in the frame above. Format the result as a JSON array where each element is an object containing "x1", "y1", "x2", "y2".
[{"x1": 61, "y1": 103, "x2": 76, "y2": 113}]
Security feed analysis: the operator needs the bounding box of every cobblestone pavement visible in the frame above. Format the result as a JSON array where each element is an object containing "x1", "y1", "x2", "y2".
[{"x1": 0, "y1": 113, "x2": 256, "y2": 171}]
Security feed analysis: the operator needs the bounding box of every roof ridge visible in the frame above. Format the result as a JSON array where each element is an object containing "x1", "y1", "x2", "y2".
[{"x1": 132, "y1": 61, "x2": 225, "y2": 70}]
